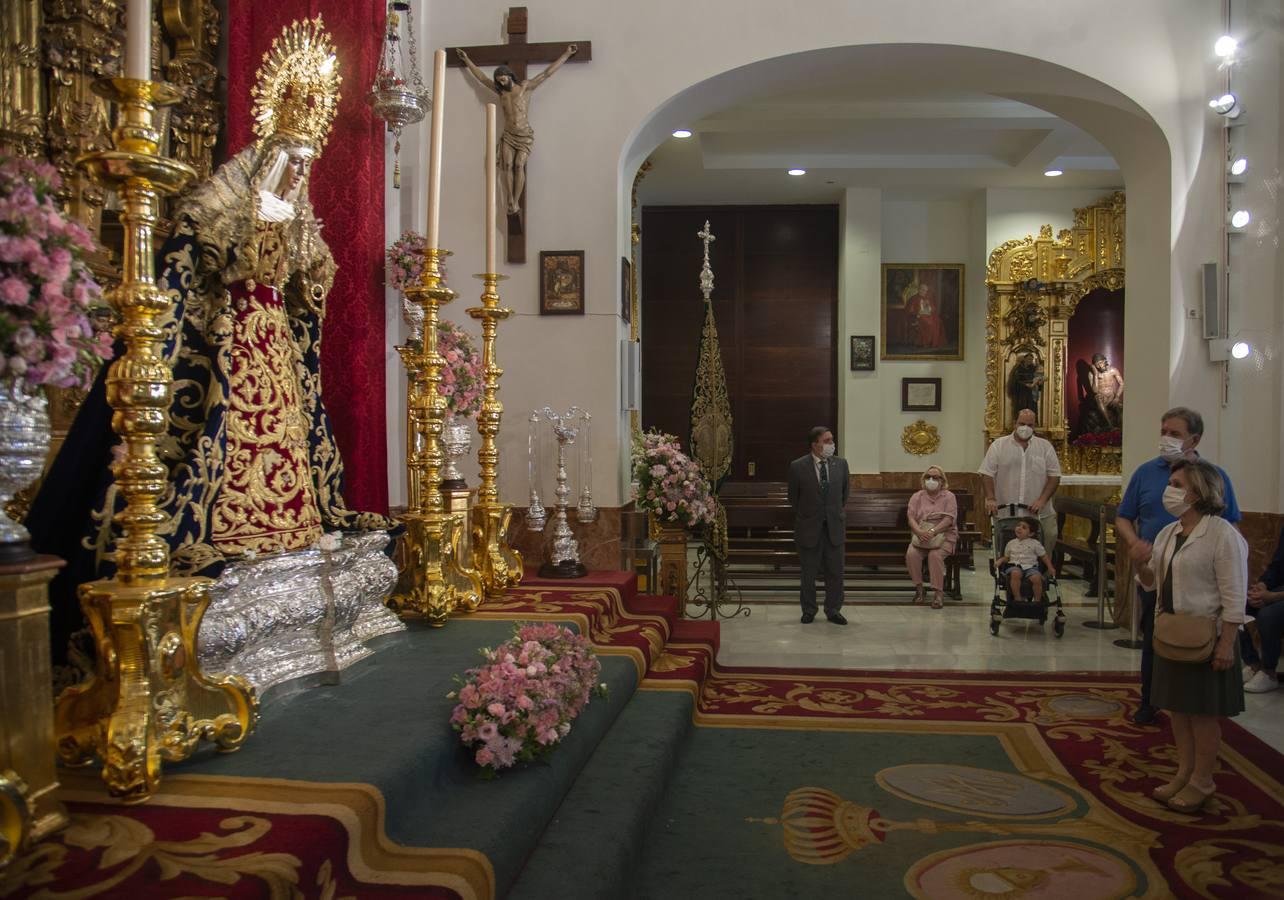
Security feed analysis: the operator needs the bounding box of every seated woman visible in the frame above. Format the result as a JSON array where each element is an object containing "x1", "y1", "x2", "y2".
[
  {"x1": 1132, "y1": 459, "x2": 1246, "y2": 814},
  {"x1": 1242, "y1": 524, "x2": 1284, "y2": 693},
  {"x1": 905, "y1": 466, "x2": 958, "y2": 609},
  {"x1": 996, "y1": 517, "x2": 1055, "y2": 603}
]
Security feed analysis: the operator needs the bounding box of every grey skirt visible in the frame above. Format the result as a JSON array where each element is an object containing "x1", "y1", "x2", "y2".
[{"x1": 1151, "y1": 642, "x2": 1244, "y2": 717}]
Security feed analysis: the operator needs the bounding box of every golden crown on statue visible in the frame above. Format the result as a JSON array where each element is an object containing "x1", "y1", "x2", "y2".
[{"x1": 251, "y1": 16, "x2": 342, "y2": 153}]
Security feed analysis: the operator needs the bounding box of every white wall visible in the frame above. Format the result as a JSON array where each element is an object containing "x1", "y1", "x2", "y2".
[{"x1": 405, "y1": 0, "x2": 1278, "y2": 511}]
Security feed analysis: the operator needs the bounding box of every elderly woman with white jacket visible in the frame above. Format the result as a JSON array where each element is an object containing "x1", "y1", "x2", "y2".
[{"x1": 1132, "y1": 458, "x2": 1247, "y2": 815}]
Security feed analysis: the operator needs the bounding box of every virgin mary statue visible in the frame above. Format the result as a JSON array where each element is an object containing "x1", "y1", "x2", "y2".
[{"x1": 28, "y1": 18, "x2": 390, "y2": 675}]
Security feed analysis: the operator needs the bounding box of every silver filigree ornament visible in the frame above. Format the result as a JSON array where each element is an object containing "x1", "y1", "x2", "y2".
[
  {"x1": 0, "y1": 378, "x2": 50, "y2": 560},
  {"x1": 366, "y1": 2, "x2": 428, "y2": 189}
]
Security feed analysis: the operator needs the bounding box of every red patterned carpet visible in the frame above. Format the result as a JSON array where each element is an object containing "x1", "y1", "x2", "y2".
[{"x1": 8, "y1": 573, "x2": 1281, "y2": 899}]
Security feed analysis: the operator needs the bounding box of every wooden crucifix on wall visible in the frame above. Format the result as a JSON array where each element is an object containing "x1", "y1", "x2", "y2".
[{"x1": 448, "y1": 6, "x2": 592, "y2": 264}]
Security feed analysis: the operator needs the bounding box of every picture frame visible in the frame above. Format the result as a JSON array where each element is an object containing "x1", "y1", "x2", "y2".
[
  {"x1": 620, "y1": 256, "x2": 632, "y2": 323},
  {"x1": 901, "y1": 377, "x2": 942, "y2": 412},
  {"x1": 880, "y1": 263, "x2": 965, "y2": 360},
  {"x1": 850, "y1": 335, "x2": 875, "y2": 371},
  {"x1": 539, "y1": 250, "x2": 585, "y2": 315}
]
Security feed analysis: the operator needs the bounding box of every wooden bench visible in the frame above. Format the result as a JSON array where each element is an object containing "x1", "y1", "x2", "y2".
[
  {"x1": 1053, "y1": 497, "x2": 1117, "y2": 599},
  {"x1": 719, "y1": 485, "x2": 977, "y2": 599}
]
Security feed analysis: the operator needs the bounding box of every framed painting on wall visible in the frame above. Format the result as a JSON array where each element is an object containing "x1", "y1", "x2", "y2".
[
  {"x1": 850, "y1": 335, "x2": 875, "y2": 371},
  {"x1": 881, "y1": 263, "x2": 965, "y2": 360},
  {"x1": 539, "y1": 250, "x2": 585, "y2": 315}
]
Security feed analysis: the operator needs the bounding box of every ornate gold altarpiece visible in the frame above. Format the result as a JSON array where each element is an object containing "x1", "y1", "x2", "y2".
[{"x1": 984, "y1": 192, "x2": 1125, "y2": 475}]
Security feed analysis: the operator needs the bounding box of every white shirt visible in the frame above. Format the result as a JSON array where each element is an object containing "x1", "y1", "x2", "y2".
[
  {"x1": 1150, "y1": 514, "x2": 1247, "y2": 632},
  {"x1": 1004, "y1": 537, "x2": 1046, "y2": 569},
  {"x1": 978, "y1": 434, "x2": 1062, "y2": 517}
]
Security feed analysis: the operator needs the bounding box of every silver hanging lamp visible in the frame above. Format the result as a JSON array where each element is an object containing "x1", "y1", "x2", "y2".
[{"x1": 367, "y1": 2, "x2": 428, "y2": 189}]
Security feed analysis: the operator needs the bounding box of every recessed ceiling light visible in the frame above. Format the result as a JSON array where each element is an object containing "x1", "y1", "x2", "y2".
[
  {"x1": 1214, "y1": 35, "x2": 1238, "y2": 58},
  {"x1": 787, "y1": 168, "x2": 806, "y2": 176},
  {"x1": 1044, "y1": 169, "x2": 1063, "y2": 177},
  {"x1": 672, "y1": 129, "x2": 692, "y2": 139}
]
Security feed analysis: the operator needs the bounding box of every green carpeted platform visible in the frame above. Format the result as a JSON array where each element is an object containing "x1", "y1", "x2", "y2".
[{"x1": 172, "y1": 620, "x2": 640, "y2": 896}]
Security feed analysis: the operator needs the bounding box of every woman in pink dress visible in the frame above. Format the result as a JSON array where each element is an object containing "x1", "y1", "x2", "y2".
[{"x1": 906, "y1": 466, "x2": 959, "y2": 608}]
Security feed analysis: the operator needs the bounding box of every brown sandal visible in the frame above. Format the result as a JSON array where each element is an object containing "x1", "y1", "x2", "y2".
[
  {"x1": 931, "y1": 594, "x2": 943, "y2": 609},
  {"x1": 913, "y1": 587, "x2": 925, "y2": 604}
]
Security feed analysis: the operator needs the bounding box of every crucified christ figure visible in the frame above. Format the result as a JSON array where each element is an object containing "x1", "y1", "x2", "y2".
[{"x1": 457, "y1": 44, "x2": 578, "y2": 216}]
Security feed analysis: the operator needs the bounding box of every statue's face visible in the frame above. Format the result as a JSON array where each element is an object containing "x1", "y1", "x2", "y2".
[
  {"x1": 1095, "y1": 358, "x2": 1109, "y2": 371},
  {"x1": 496, "y1": 73, "x2": 513, "y2": 90}
]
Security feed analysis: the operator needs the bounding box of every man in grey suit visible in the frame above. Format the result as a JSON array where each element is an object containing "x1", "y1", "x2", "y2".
[{"x1": 787, "y1": 426, "x2": 850, "y2": 624}]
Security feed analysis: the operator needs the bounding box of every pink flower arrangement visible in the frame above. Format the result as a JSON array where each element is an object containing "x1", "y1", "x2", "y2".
[
  {"x1": 436, "y1": 319, "x2": 483, "y2": 419},
  {"x1": 385, "y1": 230, "x2": 427, "y2": 293},
  {"x1": 449, "y1": 623, "x2": 605, "y2": 775},
  {"x1": 1072, "y1": 429, "x2": 1122, "y2": 447},
  {"x1": 0, "y1": 156, "x2": 111, "y2": 390},
  {"x1": 631, "y1": 430, "x2": 715, "y2": 527}
]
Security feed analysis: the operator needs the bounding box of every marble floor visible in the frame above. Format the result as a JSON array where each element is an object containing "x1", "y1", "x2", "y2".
[{"x1": 698, "y1": 550, "x2": 1284, "y2": 753}]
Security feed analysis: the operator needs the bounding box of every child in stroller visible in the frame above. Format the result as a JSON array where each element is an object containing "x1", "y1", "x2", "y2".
[
  {"x1": 996, "y1": 517, "x2": 1056, "y2": 603},
  {"x1": 989, "y1": 507, "x2": 1066, "y2": 637}
]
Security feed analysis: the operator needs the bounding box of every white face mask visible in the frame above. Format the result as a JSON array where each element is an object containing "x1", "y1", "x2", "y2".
[
  {"x1": 820, "y1": 443, "x2": 836, "y2": 459},
  {"x1": 1015, "y1": 425, "x2": 1034, "y2": 440},
  {"x1": 1158, "y1": 435, "x2": 1187, "y2": 462},
  {"x1": 1162, "y1": 485, "x2": 1192, "y2": 517},
  {"x1": 924, "y1": 478, "x2": 941, "y2": 492}
]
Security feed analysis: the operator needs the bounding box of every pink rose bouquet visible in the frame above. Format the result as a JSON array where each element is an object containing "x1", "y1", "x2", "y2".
[
  {"x1": 0, "y1": 157, "x2": 111, "y2": 390},
  {"x1": 385, "y1": 230, "x2": 426, "y2": 293},
  {"x1": 631, "y1": 430, "x2": 715, "y2": 527},
  {"x1": 436, "y1": 319, "x2": 483, "y2": 419},
  {"x1": 449, "y1": 623, "x2": 605, "y2": 775}
]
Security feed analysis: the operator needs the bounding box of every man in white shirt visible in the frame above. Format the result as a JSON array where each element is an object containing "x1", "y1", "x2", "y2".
[{"x1": 978, "y1": 408, "x2": 1063, "y2": 548}]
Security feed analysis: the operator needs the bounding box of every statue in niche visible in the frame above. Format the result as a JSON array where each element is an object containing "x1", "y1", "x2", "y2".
[
  {"x1": 1079, "y1": 352, "x2": 1124, "y2": 432},
  {"x1": 456, "y1": 44, "x2": 578, "y2": 216},
  {"x1": 27, "y1": 17, "x2": 390, "y2": 679},
  {"x1": 1008, "y1": 352, "x2": 1046, "y2": 425}
]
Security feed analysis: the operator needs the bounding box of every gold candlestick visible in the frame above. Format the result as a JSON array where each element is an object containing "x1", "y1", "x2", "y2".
[
  {"x1": 52, "y1": 78, "x2": 257, "y2": 803},
  {"x1": 389, "y1": 248, "x2": 482, "y2": 624},
  {"x1": 466, "y1": 274, "x2": 523, "y2": 597}
]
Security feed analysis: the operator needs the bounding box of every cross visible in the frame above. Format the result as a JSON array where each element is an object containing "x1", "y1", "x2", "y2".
[
  {"x1": 697, "y1": 220, "x2": 715, "y2": 303},
  {"x1": 447, "y1": 7, "x2": 592, "y2": 264}
]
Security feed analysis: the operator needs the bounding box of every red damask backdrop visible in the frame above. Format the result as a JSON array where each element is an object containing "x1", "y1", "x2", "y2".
[{"x1": 226, "y1": 0, "x2": 389, "y2": 514}]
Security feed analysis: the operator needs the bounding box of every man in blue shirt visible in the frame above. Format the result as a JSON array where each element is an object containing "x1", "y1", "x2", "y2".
[{"x1": 1116, "y1": 406, "x2": 1241, "y2": 724}]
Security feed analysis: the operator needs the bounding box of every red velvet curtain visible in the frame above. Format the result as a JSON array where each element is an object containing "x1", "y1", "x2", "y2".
[{"x1": 226, "y1": 0, "x2": 389, "y2": 514}]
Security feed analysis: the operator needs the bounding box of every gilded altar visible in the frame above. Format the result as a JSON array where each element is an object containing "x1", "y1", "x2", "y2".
[{"x1": 984, "y1": 192, "x2": 1125, "y2": 475}]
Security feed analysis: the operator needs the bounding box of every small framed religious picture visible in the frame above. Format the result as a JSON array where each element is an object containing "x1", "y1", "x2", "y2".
[
  {"x1": 850, "y1": 335, "x2": 875, "y2": 371},
  {"x1": 902, "y1": 377, "x2": 942, "y2": 412},
  {"x1": 539, "y1": 250, "x2": 585, "y2": 315},
  {"x1": 620, "y1": 256, "x2": 632, "y2": 323},
  {"x1": 881, "y1": 263, "x2": 965, "y2": 360}
]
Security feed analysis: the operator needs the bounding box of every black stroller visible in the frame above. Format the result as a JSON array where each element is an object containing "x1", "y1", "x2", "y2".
[{"x1": 988, "y1": 503, "x2": 1066, "y2": 638}]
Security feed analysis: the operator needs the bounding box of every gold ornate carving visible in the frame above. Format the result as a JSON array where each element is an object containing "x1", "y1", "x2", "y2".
[
  {"x1": 162, "y1": 0, "x2": 221, "y2": 182},
  {"x1": 984, "y1": 192, "x2": 1126, "y2": 462},
  {"x1": 466, "y1": 274, "x2": 524, "y2": 598},
  {"x1": 54, "y1": 77, "x2": 257, "y2": 804},
  {"x1": 628, "y1": 158, "x2": 651, "y2": 343},
  {"x1": 901, "y1": 419, "x2": 941, "y2": 456},
  {"x1": 0, "y1": 1, "x2": 46, "y2": 158}
]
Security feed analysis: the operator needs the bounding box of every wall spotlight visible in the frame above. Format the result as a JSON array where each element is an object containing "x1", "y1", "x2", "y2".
[
  {"x1": 671, "y1": 129, "x2": 693, "y2": 139},
  {"x1": 1229, "y1": 157, "x2": 1248, "y2": 176},
  {"x1": 1209, "y1": 337, "x2": 1254, "y2": 362},
  {"x1": 787, "y1": 168, "x2": 806, "y2": 176},
  {"x1": 1230, "y1": 340, "x2": 1251, "y2": 359},
  {"x1": 1043, "y1": 169, "x2": 1063, "y2": 177},
  {"x1": 1214, "y1": 35, "x2": 1238, "y2": 58},
  {"x1": 1229, "y1": 209, "x2": 1251, "y2": 229},
  {"x1": 1209, "y1": 93, "x2": 1241, "y2": 118}
]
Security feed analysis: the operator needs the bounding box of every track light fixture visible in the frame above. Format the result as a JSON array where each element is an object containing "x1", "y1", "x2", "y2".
[{"x1": 1209, "y1": 93, "x2": 1241, "y2": 118}]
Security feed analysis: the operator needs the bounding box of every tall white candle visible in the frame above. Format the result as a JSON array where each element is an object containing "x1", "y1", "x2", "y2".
[
  {"x1": 426, "y1": 49, "x2": 447, "y2": 250},
  {"x1": 125, "y1": 0, "x2": 151, "y2": 81},
  {"x1": 485, "y1": 103, "x2": 497, "y2": 274}
]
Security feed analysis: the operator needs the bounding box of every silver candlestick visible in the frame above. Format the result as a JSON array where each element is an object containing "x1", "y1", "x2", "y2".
[
  {"x1": 537, "y1": 406, "x2": 587, "y2": 578},
  {"x1": 576, "y1": 410, "x2": 596, "y2": 523},
  {"x1": 526, "y1": 411, "x2": 547, "y2": 531}
]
